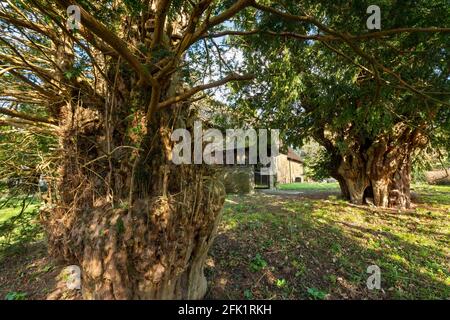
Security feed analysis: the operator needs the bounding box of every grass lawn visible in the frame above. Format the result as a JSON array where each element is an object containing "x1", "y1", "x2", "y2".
[
  {"x1": 206, "y1": 184, "x2": 450, "y2": 300},
  {"x1": 278, "y1": 182, "x2": 340, "y2": 192},
  {"x1": 0, "y1": 185, "x2": 449, "y2": 300},
  {"x1": 0, "y1": 196, "x2": 42, "y2": 259},
  {"x1": 0, "y1": 196, "x2": 40, "y2": 223}
]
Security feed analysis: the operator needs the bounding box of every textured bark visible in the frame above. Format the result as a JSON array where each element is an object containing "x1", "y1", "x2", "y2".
[
  {"x1": 366, "y1": 138, "x2": 394, "y2": 207},
  {"x1": 365, "y1": 126, "x2": 425, "y2": 209},
  {"x1": 41, "y1": 102, "x2": 226, "y2": 299},
  {"x1": 389, "y1": 155, "x2": 412, "y2": 209},
  {"x1": 327, "y1": 124, "x2": 426, "y2": 209},
  {"x1": 371, "y1": 178, "x2": 390, "y2": 207},
  {"x1": 77, "y1": 175, "x2": 225, "y2": 300},
  {"x1": 336, "y1": 175, "x2": 351, "y2": 201},
  {"x1": 337, "y1": 154, "x2": 370, "y2": 204},
  {"x1": 39, "y1": 7, "x2": 227, "y2": 299}
]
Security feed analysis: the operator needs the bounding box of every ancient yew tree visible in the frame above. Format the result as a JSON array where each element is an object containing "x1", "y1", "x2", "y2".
[
  {"x1": 229, "y1": 1, "x2": 450, "y2": 208},
  {"x1": 1, "y1": 0, "x2": 449, "y2": 299},
  {"x1": 0, "y1": 0, "x2": 258, "y2": 299}
]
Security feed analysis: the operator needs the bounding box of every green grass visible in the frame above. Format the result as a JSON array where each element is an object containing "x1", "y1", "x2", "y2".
[
  {"x1": 207, "y1": 185, "x2": 450, "y2": 300},
  {"x1": 278, "y1": 182, "x2": 340, "y2": 192},
  {"x1": 0, "y1": 206, "x2": 20, "y2": 223},
  {"x1": 412, "y1": 184, "x2": 450, "y2": 205},
  {"x1": 1, "y1": 187, "x2": 449, "y2": 300},
  {"x1": 0, "y1": 195, "x2": 43, "y2": 259},
  {"x1": 0, "y1": 197, "x2": 40, "y2": 223}
]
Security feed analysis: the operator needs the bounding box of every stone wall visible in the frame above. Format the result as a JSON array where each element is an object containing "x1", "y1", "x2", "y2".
[{"x1": 222, "y1": 166, "x2": 254, "y2": 194}]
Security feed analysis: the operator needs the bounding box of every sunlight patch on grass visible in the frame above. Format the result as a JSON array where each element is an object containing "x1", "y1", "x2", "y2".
[
  {"x1": 0, "y1": 196, "x2": 43, "y2": 260},
  {"x1": 278, "y1": 182, "x2": 340, "y2": 191},
  {"x1": 0, "y1": 204, "x2": 39, "y2": 223},
  {"x1": 214, "y1": 187, "x2": 450, "y2": 299}
]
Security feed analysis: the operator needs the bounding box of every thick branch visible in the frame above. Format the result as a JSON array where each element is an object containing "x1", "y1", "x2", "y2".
[
  {"x1": 151, "y1": 0, "x2": 172, "y2": 49},
  {"x1": 202, "y1": 29, "x2": 333, "y2": 41},
  {"x1": 203, "y1": 27, "x2": 450, "y2": 41},
  {"x1": 0, "y1": 107, "x2": 57, "y2": 125},
  {"x1": 0, "y1": 12, "x2": 56, "y2": 40},
  {"x1": 158, "y1": 73, "x2": 253, "y2": 109},
  {"x1": 55, "y1": 0, "x2": 157, "y2": 87}
]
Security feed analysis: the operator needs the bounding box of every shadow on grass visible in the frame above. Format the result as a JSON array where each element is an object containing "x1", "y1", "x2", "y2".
[{"x1": 206, "y1": 194, "x2": 449, "y2": 300}]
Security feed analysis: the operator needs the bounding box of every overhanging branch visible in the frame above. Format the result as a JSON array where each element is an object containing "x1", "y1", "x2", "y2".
[
  {"x1": 0, "y1": 107, "x2": 57, "y2": 125},
  {"x1": 55, "y1": 0, "x2": 157, "y2": 87},
  {"x1": 158, "y1": 73, "x2": 254, "y2": 109}
]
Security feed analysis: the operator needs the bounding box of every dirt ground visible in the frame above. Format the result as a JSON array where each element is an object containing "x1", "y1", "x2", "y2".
[{"x1": 0, "y1": 241, "x2": 81, "y2": 300}]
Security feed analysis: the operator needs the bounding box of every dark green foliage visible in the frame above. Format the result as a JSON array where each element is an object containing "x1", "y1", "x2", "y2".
[
  {"x1": 250, "y1": 253, "x2": 268, "y2": 272},
  {"x1": 5, "y1": 291, "x2": 27, "y2": 300},
  {"x1": 123, "y1": 0, "x2": 144, "y2": 16},
  {"x1": 307, "y1": 287, "x2": 327, "y2": 300},
  {"x1": 228, "y1": 1, "x2": 450, "y2": 165},
  {"x1": 304, "y1": 149, "x2": 334, "y2": 181},
  {"x1": 116, "y1": 217, "x2": 125, "y2": 235}
]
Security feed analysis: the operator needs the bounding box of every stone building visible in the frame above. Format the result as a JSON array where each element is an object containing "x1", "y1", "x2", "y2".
[
  {"x1": 274, "y1": 148, "x2": 305, "y2": 184},
  {"x1": 222, "y1": 147, "x2": 304, "y2": 194}
]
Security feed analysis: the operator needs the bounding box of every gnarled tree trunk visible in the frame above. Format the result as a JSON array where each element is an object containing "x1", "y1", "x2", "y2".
[
  {"x1": 40, "y1": 14, "x2": 226, "y2": 298},
  {"x1": 389, "y1": 155, "x2": 412, "y2": 209},
  {"x1": 325, "y1": 124, "x2": 426, "y2": 209},
  {"x1": 335, "y1": 175, "x2": 351, "y2": 201},
  {"x1": 337, "y1": 154, "x2": 370, "y2": 204},
  {"x1": 42, "y1": 100, "x2": 226, "y2": 299},
  {"x1": 1, "y1": 0, "x2": 256, "y2": 300},
  {"x1": 365, "y1": 126, "x2": 425, "y2": 209},
  {"x1": 34, "y1": 0, "x2": 245, "y2": 299}
]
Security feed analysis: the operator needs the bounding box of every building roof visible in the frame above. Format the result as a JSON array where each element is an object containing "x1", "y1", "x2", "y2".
[{"x1": 286, "y1": 148, "x2": 303, "y2": 163}]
